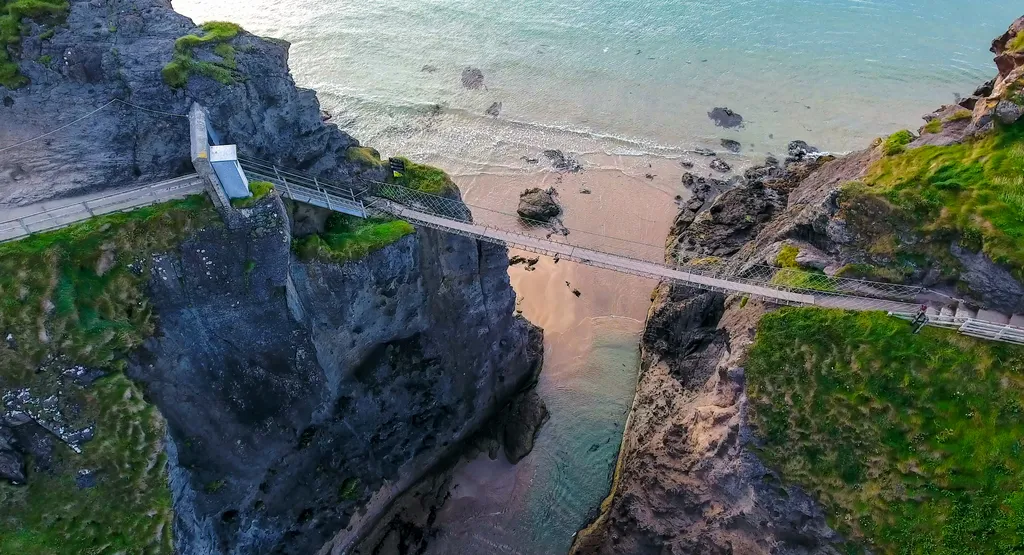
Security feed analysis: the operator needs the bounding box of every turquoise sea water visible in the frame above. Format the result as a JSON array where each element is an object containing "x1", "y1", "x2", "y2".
[
  {"x1": 172, "y1": 2, "x2": 1022, "y2": 553},
  {"x1": 176, "y1": 0, "x2": 1018, "y2": 169}
]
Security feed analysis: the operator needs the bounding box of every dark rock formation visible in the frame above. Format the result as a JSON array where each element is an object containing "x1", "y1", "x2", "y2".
[
  {"x1": 709, "y1": 157, "x2": 731, "y2": 173},
  {"x1": 485, "y1": 101, "x2": 502, "y2": 117},
  {"x1": 693, "y1": 147, "x2": 716, "y2": 157},
  {"x1": 0, "y1": 424, "x2": 25, "y2": 484},
  {"x1": 543, "y1": 149, "x2": 583, "y2": 172},
  {"x1": 720, "y1": 138, "x2": 741, "y2": 153},
  {"x1": 968, "y1": 16, "x2": 1024, "y2": 133},
  {"x1": 461, "y1": 67, "x2": 485, "y2": 89},
  {"x1": 130, "y1": 195, "x2": 543, "y2": 555},
  {"x1": 786, "y1": 140, "x2": 820, "y2": 163},
  {"x1": 707, "y1": 106, "x2": 744, "y2": 128},
  {"x1": 517, "y1": 187, "x2": 562, "y2": 221},
  {"x1": 0, "y1": 0, "x2": 387, "y2": 207}
]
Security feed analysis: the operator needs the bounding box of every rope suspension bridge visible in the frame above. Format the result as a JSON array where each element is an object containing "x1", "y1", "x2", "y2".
[{"x1": 1, "y1": 101, "x2": 1022, "y2": 344}]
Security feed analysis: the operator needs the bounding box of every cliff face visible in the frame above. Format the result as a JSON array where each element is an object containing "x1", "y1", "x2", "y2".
[
  {"x1": 129, "y1": 195, "x2": 541, "y2": 554},
  {"x1": 2, "y1": 1, "x2": 543, "y2": 552},
  {"x1": 0, "y1": 0, "x2": 384, "y2": 207}
]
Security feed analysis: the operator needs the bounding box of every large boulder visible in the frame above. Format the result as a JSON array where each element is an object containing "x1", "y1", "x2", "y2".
[{"x1": 517, "y1": 187, "x2": 562, "y2": 221}]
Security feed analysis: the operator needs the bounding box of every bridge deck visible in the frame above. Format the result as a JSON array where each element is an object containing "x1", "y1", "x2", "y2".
[{"x1": 0, "y1": 174, "x2": 205, "y2": 243}]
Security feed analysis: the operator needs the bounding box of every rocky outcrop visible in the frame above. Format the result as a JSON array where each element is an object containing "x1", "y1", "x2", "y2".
[
  {"x1": 0, "y1": 0, "x2": 386, "y2": 207},
  {"x1": 517, "y1": 187, "x2": 562, "y2": 221},
  {"x1": 572, "y1": 291, "x2": 842, "y2": 555},
  {"x1": 967, "y1": 16, "x2": 1024, "y2": 133},
  {"x1": 129, "y1": 194, "x2": 542, "y2": 555}
]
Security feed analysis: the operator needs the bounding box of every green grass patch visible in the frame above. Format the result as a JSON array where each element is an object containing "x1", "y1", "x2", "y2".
[
  {"x1": 339, "y1": 477, "x2": 361, "y2": 501},
  {"x1": 293, "y1": 212, "x2": 414, "y2": 264},
  {"x1": 346, "y1": 146, "x2": 385, "y2": 168},
  {"x1": 946, "y1": 109, "x2": 973, "y2": 123},
  {"x1": 923, "y1": 118, "x2": 943, "y2": 135},
  {"x1": 0, "y1": 0, "x2": 68, "y2": 89},
  {"x1": 0, "y1": 195, "x2": 219, "y2": 554},
  {"x1": 770, "y1": 244, "x2": 835, "y2": 292},
  {"x1": 853, "y1": 120, "x2": 1024, "y2": 280},
  {"x1": 162, "y1": 21, "x2": 242, "y2": 89},
  {"x1": 1009, "y1": 30, "x2": 1024, "y2": 53},
  {"x1": 390, "y1": 157, "x2": 459, "y2": 196},
  {"x1": 746, "y1": 308, "x2": 1024, "y2": 554},
  {"x1": 230, "y1": 180, "x2": 274, "y2": 209},
  {"x1": 883, "y1": 130, "x2": 915, "y2": 156}
]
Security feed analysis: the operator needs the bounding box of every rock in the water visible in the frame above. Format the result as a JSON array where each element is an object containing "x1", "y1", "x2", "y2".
[
  {"x1": 502, "y1": 390, "x2": 549, "y2": 463},
  {"x1": 461, "y1": 66, "x2": 485, "y2": 89},
  {"x1": 708, "y1": 107, "x2": 744, "y2": 128},
  {"x1": 679, "y1": 159, "x2": 694, "y2": 168},
  {"x1": 542, "y1": 149, "x2": 583, "y2": 173},
  {"x1": 710, "y1": 158, "x2": 731, "y2": 173},
  {"x1": 786, "y1": 140, "x2": 820, "y2": 163},
  {"x1": 518, "y1": 188, "x2": 562, "y2": 221},
  {"x1": 421, "y1": 64, "x2": 438, "y2": 73},
  {"x1": 720, "y1": 139, "x2": 742, "y2": 153},
  {"x1": 485, "y1": 101, "x2": 502, "y2": 117},
  {"x1": 694, "y1": 147, "x2": 716, "y2": 157},
  {"x1": 579, "y1": 188, "x2": 591, "y2": 194}
]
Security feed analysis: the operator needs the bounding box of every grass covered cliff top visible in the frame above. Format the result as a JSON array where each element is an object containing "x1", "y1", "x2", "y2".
[
  {"x1": 842, "y1": 121, "x2": 1024, "y2": 282},
  {"x1": 0, "y1": 195, "x2": 219, "y2": 554},
  {"x1": 162, "y1": 21, "x2": 242, "y2": 88},
  {"x1": 746, "y1": 308, "x2": 1024, "y2": 554},
  {"x1": 0, "y1": 0, "x2": 68, "y2": 89},
  {"x1": 293, "y1": 212, "x2": 414, "y2": 264}
]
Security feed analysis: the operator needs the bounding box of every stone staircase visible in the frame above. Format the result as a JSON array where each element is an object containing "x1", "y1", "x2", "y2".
[{"x1": 919, "y1": 301, "x2": 1024, "y2": 345}]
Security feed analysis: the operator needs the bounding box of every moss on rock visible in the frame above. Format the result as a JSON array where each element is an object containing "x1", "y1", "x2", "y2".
[
  {"x1": 0, "y1": 0, "x2": 68, "y2": 89},
  {"x1": 162, "y1": 21, "x2": 242, "y2": 89}
]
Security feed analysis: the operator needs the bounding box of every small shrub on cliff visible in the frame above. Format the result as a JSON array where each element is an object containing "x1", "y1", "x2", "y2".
[
  {"x1": 346, "y1": 146, "x2": 385, "y2": 167},
  {"x1": 0, "y1": 0, "x2": 68, "y2": 89},
  {"x1": 923, "y1": 118, "x2": 943, "y2": 134},
  {"x1": 882, "y1": 129, "x2": 915, "y2": 155},
  {"x1": 230, "y1": 180, "x2": 274, "y2": 208},
  {"x1": 769, "y1": 244, "x2": 835, "y2": 292},
  {"x1": 947, "y1": 109, "x2": 973, "y2": 122},
  {"x1": 162, "y1": 21, "x2": 242, "y2": 89},
  {"x1": 391, "y1": 157, "x2": 459, "y2": 196},
  {"x1": 1009, "y1": 30, "x2": 1024, "y2": 53},
  {"x1": 746, "y1": 308, "x2": 1024, "y2": 553},
  {"x1": 293, "y1": 213, "x2": 415, "y2": 263}
]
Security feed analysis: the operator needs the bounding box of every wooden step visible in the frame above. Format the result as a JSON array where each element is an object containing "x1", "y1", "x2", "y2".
[
  {"x1": 940, "y1": 305, "x2": 956, "y2": 318},
  {"x1": 954, "y1": 304, "x2": 978, "y2": 320},
  {"x1": 926, "y1": 306, "x2": 940, "y2": 317},
  {"x1": 1010, "y1": 314, "x2": 1024, "y2": 329},
  {"x1": 976, "y1": 309, "x2": 1010, "y2": 325}
]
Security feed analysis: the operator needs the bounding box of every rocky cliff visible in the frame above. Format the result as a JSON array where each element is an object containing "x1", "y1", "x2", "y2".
[
  {"x1": 0, "y1": 0, "x2": 385, "y2": 207},
  {"x1": 573, "y1": 16, "x2": 1024, "y2": 555},
  {"x1": 1, "y1": 1, "x2": 544, "y2": 553},
  {"x1": 130, "y1": 195, "x2": 541, "y2": 555}
]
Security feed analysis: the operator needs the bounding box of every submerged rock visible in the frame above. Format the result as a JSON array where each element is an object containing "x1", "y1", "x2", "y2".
[
  {"x1": 461, "y1": 66, "x2": 485, "y2": 89},
  {"x1": 720, "y1": 138, "x2": 742, "y2": 153},
  {"x1": 542, "y1": 149, "x2": 583, "y2": 173},
  {"x1": 517, "y1": 188, "x2": 562, "y2": 221},
  {"x1": 708, "y1": 106, "x2": 744, "y2": 128},
  {"x1": 709, "y1": 158, "x2": 731, "y2": 173},
  {"x1": 694, "y1": 147, "x2": 716, "y2": 157},
  {"x1": 485, "y1": 101, "x2": 502, "y2": 117},
  {"x1": 501, "y1": 390, "x2": 549, "y2": 463}
]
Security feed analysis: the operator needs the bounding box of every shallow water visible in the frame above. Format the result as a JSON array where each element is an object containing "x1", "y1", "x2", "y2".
[
  {"x1": 176, "y1": 0, "x2": 1017, "y2": 169},
  {"x1": 171, "y1": 1, "x2": 1022, "y2": 552}
]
